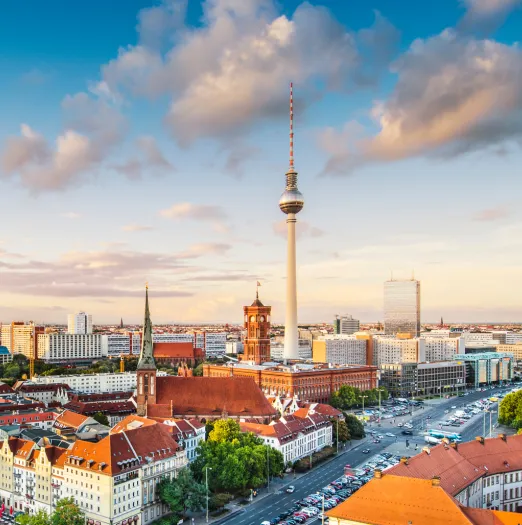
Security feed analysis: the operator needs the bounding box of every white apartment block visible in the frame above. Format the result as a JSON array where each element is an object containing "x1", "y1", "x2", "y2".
[
  {"x1": 423, "y1": 337, "x2": 462, "y2": 361},
  {"x1": 31, "y1": 372, "x2": 165, "y2": 394},
  {"x1": 241, "y1": 413, "x2": 332, "y2": 465},
  {"x1": 67, "y1": 312, "x2": 93, "y2": 335},
  {"x1": 37, "y1": 333, "x2": 104, "y2": 362},
  {"x1": 313, "y1": 335, "x2": 367, "y2": 365},
  {"x1": 372, "y1": 336, "x2": 424, "y2": 366},
  {"x1": 105, "y1": 333, "x2": 142, "y2": 357},
  {"x1": 0, "y1": 416, "x2": 188, "y2": 525},
  {"x1": 153, "y1": 332, "x2": 227, "y2": 358},
  {"x1": 271, "y1": 340, "x2": 312, "y2": 361},
  {"x1": 225, "y1": 341, "x2": 243, "y2": 355},
  {"x1": 506, "y1": 333, "x2": 522, "y2": 345},
  {"x1": 461, "y1": 332, "x2": 496, "y2": 344}
]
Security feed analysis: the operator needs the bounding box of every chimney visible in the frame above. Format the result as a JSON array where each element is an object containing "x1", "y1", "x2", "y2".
[
  {"x1": 400, "y1": 457, "x2": 409, "y2": 465},
  {"x1": 422, "y1": 447, "x2": 431, "y2": 455},
  {"x1": 432, "y1": 476, "x2": 441, "y2": 487},
  {"x1": 374, "y1": 469, "x2": 382, "y2": 479},
  {"x1": 450, "y1": 442, "x2": 458, "y2": 451},
  {"x1": 499, "y1": 433, "x2": 507, "y2": 442},
  {"x1": 475, "y1": 436, "x2": 485, "y2": 445}
]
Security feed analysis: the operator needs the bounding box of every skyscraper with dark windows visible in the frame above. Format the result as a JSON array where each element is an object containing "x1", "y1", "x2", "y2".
[{"x1": 384, "y1": 279, "x2": 421, "y2": 337}]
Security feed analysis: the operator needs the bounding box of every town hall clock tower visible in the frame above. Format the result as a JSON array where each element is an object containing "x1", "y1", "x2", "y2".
[{"x1": 243, "y1": 288, "x2": 271, "y2": 365}]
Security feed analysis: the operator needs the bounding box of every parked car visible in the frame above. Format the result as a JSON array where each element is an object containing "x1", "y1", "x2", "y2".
[{"x1": 362, "y1": 448, "x2": 370, "y2": 453}]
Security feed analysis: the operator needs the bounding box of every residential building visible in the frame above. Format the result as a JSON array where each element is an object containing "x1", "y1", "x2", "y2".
[
  {"x1": 0, "y1": 417, "x2": 188, "y2": 525},
  {"x1": 270, "y1": 340, "x2": 312, "y2": 361},
  {"x1": 0, "y1": 322, "x2": 44, "y2": 359},
  {"x1": 204, "y1": 362, "x2": 378, "y2": 403},
  {"x1": 379, "y1": 361, "x2": 466, "y2": 397},
  {"x1": 52, "y1": 410, "x2": 99, "y2": 436},
  {"x1": 423, "y1": 336, "x2": 462, "y2": 361},
  {"x1": 372, "y1": 335, "x2": 425, "y2": 366},
  {"x1": 333, "y1": 315, "x2": 360, "y2": 335},
  {"x1": 496, "y1": 343, "x2": 522, "y2": 361},
  {"x1": 312, "y1": 335, "x2": 367, "y2": 365},
  {"x1": 326, "y1": 471, "x2": 519, "y2": 525},
  {"x1": 240, "y1": 412, "x2": 333, "y2": 465},
  {"x1": 225, "y1": 342, "x2": 243, "y2": 355},
  {"x1": 135, "y1": 288, "x2": 276, "y2": 421},
  {"x1": 461, "y1": 332, "x2": 496, "y2": 344},
  {"x1": 13, "y1": 382, "x2": 71, "y2": 406},
  {"x1": 0, "y1": 409, "x2": 58, "y2": 429},
  {"x1": 383, "y1": 279, "x2": 421, "y2": 337},
  {"x1": 388, "y1": 434, "x2": 522, "y2": 513},
  {"x1": 63, "y1": 392, "x2": 135, "y2": 426},
  {"x1": 153, "y1": 332, "x2": 227, "y2": 359},
  {"x1": 106, "y1": 332, "x2": 142, "y2": 357},
  {"x1": 67, "y1": 312, "x2": 93, "y2": 335},
  {"x1": 451, "y1": 352, "x2": 514, "y2": 387},
  {"x1": 506, "y1": 333, "x2": 522, "y2": 345},
  {"x1": 159, "y1": 419, "x2": 205, "y2": 462},
  {"x1": 31, "y1": 372, "x2": 165, "y2": 394},
  {"x1": 37, "y1": 333, "x2": 104, "y2": 363},
  {"x1": 0, "y1": 346, "x2": 12, "y2": 365}
]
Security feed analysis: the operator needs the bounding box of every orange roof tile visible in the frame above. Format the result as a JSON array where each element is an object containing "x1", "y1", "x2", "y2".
[
  {"x1": 461, "y1": 508, "x2": 522, "y2": 525},
  {"x1": 54, "y1": 410, "x2": 90, "y2": 431},
  {"x1": 110, "y1": 415, "x2": 157, "y2": 434},
  {"x1": 153, "y1": 342, "x2": 197, "y2": 359},
  {"x1": 326, "y1": 474, "x2": 474, "y2": 525},
  {"x1": 153, "y1": 377, "x2": 276, "y2": 418}
]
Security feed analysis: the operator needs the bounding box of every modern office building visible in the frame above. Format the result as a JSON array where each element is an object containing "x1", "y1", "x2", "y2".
[
  {"x1": 379, "y1": 361, "x2": 466, "y2": 398},
  {"x1": 0, "y1": 346, "x2": 13, "y2": 365},
  {"x1": 106, "y1": 332, "x2": 142, "y2": 357},
  {"x1": 67, "y1": 312, "x2": 93, "y2": 334},
  {"x1": 0, "y1": 322, "x2": 44, "y2": 359},
  {"x1": 312, "y1": 335, "x2": 367, "y2": 365},
  {"x1": 333, "y1": 315, "x2": 360, "y2": 335},
  {"x1": 270, "y1": 341, "x2": 312, "y2": 361},
  {"x1": 451, "y1": 352, "x2": 514, "y2": 387},
  {"x1": 496, "y1": 343, "x2": 522, "y2": 361},
  {"x1": 506, "y1": 333, "x2": 522, "y2": 345},
  {"x1": 383, "y1": 279, "x2": 421, "y2": 337}
]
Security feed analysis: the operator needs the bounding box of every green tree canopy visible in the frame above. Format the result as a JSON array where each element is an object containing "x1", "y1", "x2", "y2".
[
  {"x1": 344, "y1": 413, "x2": 365, "y2": 439},
  {"x1": 92, "y1": 412, "x2": 110, "y2": 426},
  {"x1": 158, "y1": 467, "x2": 207, "y2": 518},
  {"x1": 499, "y1": 391, "x2": 522, "y2": 429},
  {"x1": 51, "y1": 497, "x2": 85, "y2": 525},
  {"x1": 17, "y1": 510, "x2": 51, "y2": 525},
  {"x1": 331, "y1": 418, "x2": 350, "y2": 443},
  {"x1": 330, "y1": 386, "x2": 389, "y2": 411}
]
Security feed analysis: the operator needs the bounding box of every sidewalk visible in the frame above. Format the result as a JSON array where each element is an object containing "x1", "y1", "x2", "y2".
[{"x1": 184, "y1": 440, "x2": 368, "y2": 525}]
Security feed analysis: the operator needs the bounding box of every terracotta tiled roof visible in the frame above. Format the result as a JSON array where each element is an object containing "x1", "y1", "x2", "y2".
[
  {"x1": 326, "y1": 474, "x2": 474, "y2": 525},
  {"x1": 15, "y1": 383, "x2": 71, "y2": 393},
  {"x1": 64, "y1": 400, "x2": 135, "y2": 416},
  {"x1": 153, "y1": 377, "x2": 276, "y2": 418},
  {"x1": 65, "y1": 422, "x2": 180, "y2": 475},
  {"x1": 44, "y1": 445, "x2": 68, "y2": 466},
  {"x1": 298, "y1": 402, "x2": 343, "y2": 418},
  {"x1": 461, "y1": 508, "x2": 522, "y2": 525},
  {"x1": 388, "y1": 443, "x2": 485, "y2": 495},
  {"x1": 0, "y1": 383, "x2": 14, "y2": 395},
  {"x1": 388, "y1": 435, "x2": 522, "y2": 496},
  {"x1": 110, "y1": 414, "x2": 157, "y2": 434},
  {"x1": 54, "y1": 409, "x2": 90, "y2": 431},
  {"x1": 7, "y1": 437, "x2": 32, "y2": 456},
  {"x1": 14, "y1": 440, "x2": 35, "y2": 459}
]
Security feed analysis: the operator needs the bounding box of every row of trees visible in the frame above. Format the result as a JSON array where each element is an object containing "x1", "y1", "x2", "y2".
[
  {"x1": 498, "y1": 390, "x2": 522, "y2": 429},
  {"x1": 330, "y1": 385, "x2": 389, "y2": 411},
  {"x1": 17, "y1": 498, "x2": 84, "y2": 525}
]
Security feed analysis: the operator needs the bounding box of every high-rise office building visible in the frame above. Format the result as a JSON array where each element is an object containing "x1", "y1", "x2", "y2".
[
  {"x1": 67, "y1": 312, "x2": 92, "y2": 334},
  {"x1": 0, "y1": 322, "x2": 44, "y2": 359},
  {"x1": 334, "y1": 315, "x2": 360, "y2": 335},
  {"x1": 384, "y1": 279, "x2": 421, "y2": 337}
]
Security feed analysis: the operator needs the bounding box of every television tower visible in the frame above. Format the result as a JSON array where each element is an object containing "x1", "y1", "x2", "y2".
[{"x1": 279, "y1": 82, "x2": 304, "y2": 361}]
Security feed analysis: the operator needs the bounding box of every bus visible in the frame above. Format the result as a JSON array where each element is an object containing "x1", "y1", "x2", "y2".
[{"x1": 428, "y1": 429, "x2": 462, "y2": 442}]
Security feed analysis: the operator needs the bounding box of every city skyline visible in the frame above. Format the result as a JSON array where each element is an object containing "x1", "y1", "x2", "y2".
[{"x1": 1, "y1": 0, "x2": 522, "y2": 324}]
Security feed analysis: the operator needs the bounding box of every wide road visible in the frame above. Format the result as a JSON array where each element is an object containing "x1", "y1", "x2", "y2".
[{"x1": 224, "y1": 386, "x2": 512, "y2": 525}]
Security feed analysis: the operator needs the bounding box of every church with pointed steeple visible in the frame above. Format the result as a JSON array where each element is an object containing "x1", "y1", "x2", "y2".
[{"x1": 133, "y1": 287, "x2": 276, "y2": 422}]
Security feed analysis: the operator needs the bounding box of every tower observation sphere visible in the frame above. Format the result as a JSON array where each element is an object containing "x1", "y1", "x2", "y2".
[{"x1": 279, "y1": 169, "x2": 304, "y2": 214}]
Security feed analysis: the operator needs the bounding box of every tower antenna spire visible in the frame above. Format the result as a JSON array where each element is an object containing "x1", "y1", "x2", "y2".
[{"x1": 289, "y1": 82, "x2": 294, "y2": 170}]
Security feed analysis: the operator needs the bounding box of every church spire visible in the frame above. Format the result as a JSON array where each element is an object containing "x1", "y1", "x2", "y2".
[{"x1": 137, "y1": 284, "x2": 156, "y2": 370}]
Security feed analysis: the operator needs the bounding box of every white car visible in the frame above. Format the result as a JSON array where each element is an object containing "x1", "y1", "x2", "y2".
[
  {"x1": 286, "y1": 485, "x2": 295, "y2": 493},
  {"x1": 385, "y1": 432, "x2": 395, "y2": 437}
]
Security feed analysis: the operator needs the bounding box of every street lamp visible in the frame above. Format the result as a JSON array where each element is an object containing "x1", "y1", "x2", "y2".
[
  {"x1": 321, "y1": 493, "x2": 325, "y2": 525},
  {"x1": 336, "y1": 418, "x2": 339, "y2": 453},
  {"x1": 205, "y1": 466, "x2": 212, "y2": 523},
  {"x1": 377, "y1": 389, "x2": 386, "y2": 425}
]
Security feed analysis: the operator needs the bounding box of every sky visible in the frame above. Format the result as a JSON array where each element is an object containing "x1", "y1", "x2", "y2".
[{"x1": 1, "y1": 0, "x2": 522, "y2": 325}]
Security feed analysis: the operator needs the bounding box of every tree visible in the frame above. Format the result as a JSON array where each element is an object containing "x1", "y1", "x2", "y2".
[
  {"x1": 158, "y1": 468, "x2": 207, "y2": 518},
  {"x1": 17, "y1": 510, "x2": 51, "y2": 525},
  {"x1": 52, "y1": 497, "x2": 84, "y2": 525},
  {"x1": 92, "y1": 412, "x2": 110, "y2": 426},
  {"x1": 4, "y1": 362, "x2": 20, "y2": 379},
  {"x1": 344, "y1": 413, "x2": 365, "y2": 439},
  {"x1": 330, "y1": 385, "x2": 360, "y2": 410},
  {"x1": 499, "y1": 391, "x2": 522, "y2": 429},
  {"x1": 208, "y1": 419, "x2": 241, "y2": 442},
  {"x1": 193, "y1": 363, "x2": 204, "y2": 376},
  {"x1": 331, "y1": 418, "x2": 350, "y2": 443}
]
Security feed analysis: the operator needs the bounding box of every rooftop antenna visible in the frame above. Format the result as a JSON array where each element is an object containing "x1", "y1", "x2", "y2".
[{"x1": 289, "y1": 81, "x2": 294, "y2": 170}]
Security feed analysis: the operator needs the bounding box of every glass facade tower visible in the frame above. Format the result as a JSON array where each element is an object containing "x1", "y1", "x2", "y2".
[{"x1": 384, "y1": 279, "x2": 421, "y2": 337}]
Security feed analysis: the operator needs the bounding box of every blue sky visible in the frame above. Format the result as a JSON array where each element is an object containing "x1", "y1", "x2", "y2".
[{"x1": 1, "y1": 0, "x2": 521, "y2": 324}]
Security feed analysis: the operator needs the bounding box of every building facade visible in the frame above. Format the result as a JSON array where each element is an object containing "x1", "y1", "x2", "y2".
[
  {"x1": 106, "y1": 333, "x2": 142, "y2": 357},
  {"x1": 0, "y1": 347, "x2": 12, "y2": 365},
  {"x1": 333, "y1": 315, "x2": 360, "y2": 335},
  {"x1": 496, "y1": 343, "x2": 522, "y2": 362},
  {"x1": 37, "y1": 333, "x2": 104, "y2": 363},
  {"x1": 0, "y1": 323, "x2": 44, "y2": 359},
  {"x1": 204, "y1": 362, "x2": 378, "y2": 403},
  {"x1": 451, "y1": 353, "x2": 514, "y2": 387},
  {"x1": 240, "y1": 412, "x2": 333, "y2": 465},
  {"x1": 423, "y1": 337, "x2": 462, "y2": 361},
  {"x1": 312, "y1": 335, "x2": 367, "y2": 365},
  {"x1": 372, "y1": 335, "x2": 424, "y2": 366},
  {"x1": 383, "y1": 279, "x2": 421, "y2": 337},
  {"x1": 270, "y1": 341, "x2": 312, "y2": 361},
  {"x1": 152, "y1": 332, "x2": 227, "y2": 359},
  {"x1": 67, "y1": 313, "x2": 93, "y2": 335}
]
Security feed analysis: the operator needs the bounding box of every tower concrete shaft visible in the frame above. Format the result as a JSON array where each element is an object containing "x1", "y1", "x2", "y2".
[{"x1": 284, "y1": 213, "x2": 299, "y2": 360}]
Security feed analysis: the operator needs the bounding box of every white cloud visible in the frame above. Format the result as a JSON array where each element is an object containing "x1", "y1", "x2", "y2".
[
  {"x1": 320, "y1": 31, "x2": 522, "y2": 174},
  {"x1": 160, "y1": 202, "x2": 227, "y2": 221},
  {"x1": 61, "y1": 212, "x2": 81, "y2": 219},
  {"x1": 122, "y1": 224, "x2": 155, "y2": 232},
  {"x1": 460, "y1": 0, "x2": 521, "y2": 32}
]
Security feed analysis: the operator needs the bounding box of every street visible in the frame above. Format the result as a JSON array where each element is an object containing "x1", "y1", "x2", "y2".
[{"x1": 221, "y1": 386, "x2": 512, "y2": 525}]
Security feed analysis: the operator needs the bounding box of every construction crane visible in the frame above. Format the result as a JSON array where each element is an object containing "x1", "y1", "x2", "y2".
[
  {"x1": 120, "y1": 354, "x2": 125, "y2": 373},
  {"x1": 29, "y1": 331, "x2": 35, "y2": 379}
]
